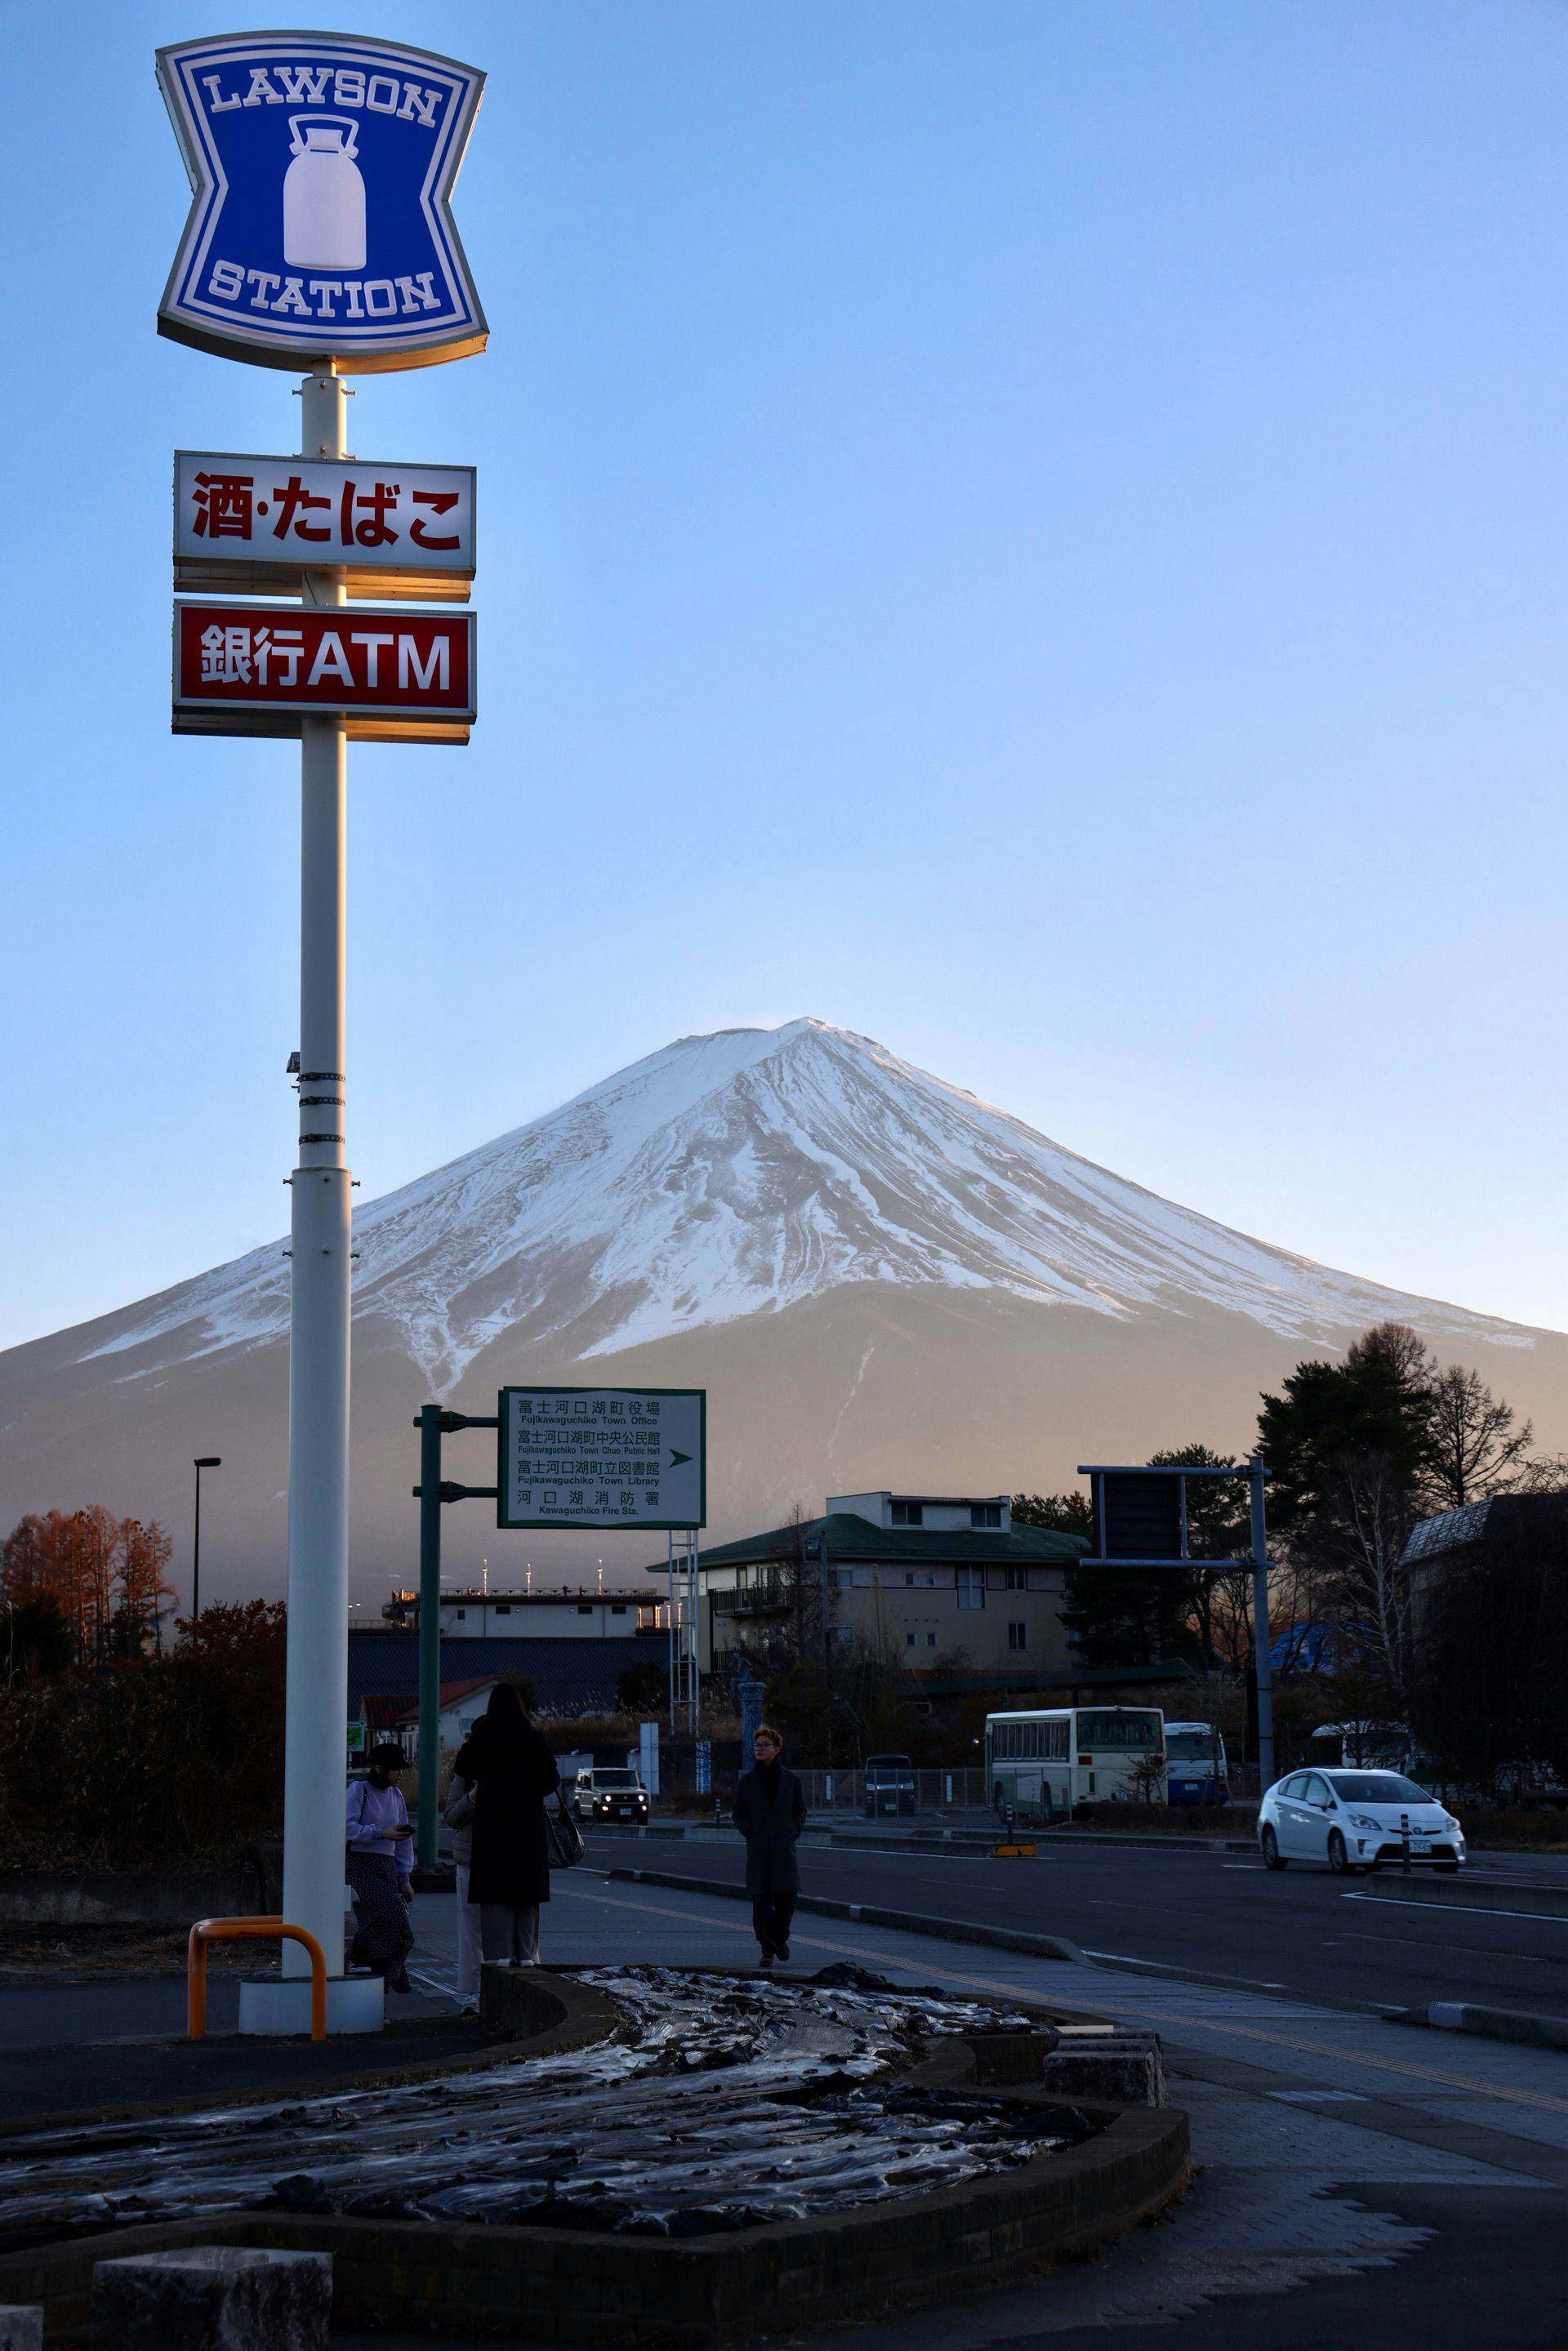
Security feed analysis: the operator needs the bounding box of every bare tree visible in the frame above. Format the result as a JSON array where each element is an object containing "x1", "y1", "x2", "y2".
[{"x1": 1422, "y1": 1364, "x2": 1533, "y2": 1511}]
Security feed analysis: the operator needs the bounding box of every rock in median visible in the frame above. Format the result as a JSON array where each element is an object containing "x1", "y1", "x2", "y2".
[
  {"x1": 0, "y1": 2309, "x2": 42, "y2": 2351},
  {"x1": 1040, "y1": 2031, "x2": 1167, "y2": 2107},
  {"x1": 91, "y1": 2246, "x2": 330, "y2": 2350}
]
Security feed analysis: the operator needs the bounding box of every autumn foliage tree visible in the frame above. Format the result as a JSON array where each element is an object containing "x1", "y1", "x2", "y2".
[{"x1": 0, "y1": 1507, "x2": 176, "y2": 1668}]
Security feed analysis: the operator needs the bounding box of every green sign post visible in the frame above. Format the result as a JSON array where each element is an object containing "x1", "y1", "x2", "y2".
[{"x1": 408, "y1": 1387, "x2": 706, "y2": 1865}]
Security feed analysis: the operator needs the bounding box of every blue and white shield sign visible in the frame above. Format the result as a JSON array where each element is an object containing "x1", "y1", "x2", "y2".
[{"x1": 156, "y1": 31, "x2": 486, "y2": 373}]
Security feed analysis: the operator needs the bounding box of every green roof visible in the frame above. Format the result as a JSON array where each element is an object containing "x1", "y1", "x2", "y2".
[{"x1": 683, "y1": 1512, "x2": 1087, "y2": 1571}]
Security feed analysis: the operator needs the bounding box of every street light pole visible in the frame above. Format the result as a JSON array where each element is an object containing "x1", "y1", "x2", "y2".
[
  {"x1": 1248, "y1": 1454, "x2": 1276, "y2": 1795},
  {"x1": 192, "y1": 1457, "x2": 221, "y2": 1620}
]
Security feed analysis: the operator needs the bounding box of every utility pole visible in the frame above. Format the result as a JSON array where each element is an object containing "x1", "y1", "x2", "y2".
[{"x1": 282, "y1": 366, "x2": 353, "y2": 1984}]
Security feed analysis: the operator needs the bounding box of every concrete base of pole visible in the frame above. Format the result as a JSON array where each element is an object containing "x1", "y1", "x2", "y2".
[{"x1": 238, "y1": 1978, "x2": 383, "y2": 2037}]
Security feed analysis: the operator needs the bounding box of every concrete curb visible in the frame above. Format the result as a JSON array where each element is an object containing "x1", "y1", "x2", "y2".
[
  {"x1": 612, "y1": 1823, "x2": 1258, "y2": 1859},
  {"x1": 1351, "y1": 1875, "x2": 1568, "y2": 1921},
  {"x1": 0, "y1": 1971, "x2": 616, "y2": 2146},
  {"x1": 1386, "y1": 1999, "x2": 1568, "y2": 2051},
  {"x1": 606, "y1": 1865, "x2": 1092, "y2": 1966}
]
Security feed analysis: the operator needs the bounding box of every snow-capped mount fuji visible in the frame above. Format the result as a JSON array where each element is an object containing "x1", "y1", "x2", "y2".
[
  {"x1": 74, "y1": 1019, "x2": 1528, "y2": 1384},
  {"x1": 2, "y1": 1020, "x2": 1564, "y2": 1598}
]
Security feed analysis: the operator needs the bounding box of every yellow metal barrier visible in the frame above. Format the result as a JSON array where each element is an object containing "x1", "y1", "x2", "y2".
[{"x1": 187, "y1": 1916, "x2": 329, "y2": 2042}]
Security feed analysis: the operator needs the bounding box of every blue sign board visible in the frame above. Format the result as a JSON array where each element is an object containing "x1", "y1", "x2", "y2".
[{"x1": 157, "y1": 31, "x2": 486, "y2": 373}]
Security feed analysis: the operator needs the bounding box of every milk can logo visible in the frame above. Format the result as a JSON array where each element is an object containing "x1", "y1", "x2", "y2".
[{"x1": 156, "y1": 33, "x2": 486, "y2": 372}]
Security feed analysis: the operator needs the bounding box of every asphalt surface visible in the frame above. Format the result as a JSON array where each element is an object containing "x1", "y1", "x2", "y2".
[{"x1": 582, "y1": 1828, "x2": 1568, "y2": 2019}]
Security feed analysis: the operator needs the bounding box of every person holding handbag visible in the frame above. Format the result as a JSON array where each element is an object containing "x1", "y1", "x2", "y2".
[
  {"x1": 453, "y1": 1683, "x2": 561, "y2": 1968},
  {"x1": 345, "y1": 1743, "x2": 416, "y2": 1994}
]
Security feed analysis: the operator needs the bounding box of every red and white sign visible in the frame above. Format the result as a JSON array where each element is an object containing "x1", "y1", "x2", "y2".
[
  {"x1": 173, "y1": 601, "x2": 475, "y2": 738},
  {"x1": 174, "y1": 452, "x2": 474, "y2": 599}
]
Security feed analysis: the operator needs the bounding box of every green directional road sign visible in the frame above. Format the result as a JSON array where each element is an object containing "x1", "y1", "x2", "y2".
[{"x1": 497, "y1": 1387, "x2": 706, "y2": 1530}]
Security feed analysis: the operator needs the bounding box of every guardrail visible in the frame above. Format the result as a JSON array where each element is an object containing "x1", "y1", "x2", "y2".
[{"x1": 799, "y1": 1768, "x2": 989, "y2": 1814}]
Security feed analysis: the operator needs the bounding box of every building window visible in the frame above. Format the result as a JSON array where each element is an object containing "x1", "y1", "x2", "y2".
[
  {"x1": 927, "y1": 1631, "x2": 938, "y2": 1647},
  {"x1": 1008, "y1": 1620, "x2": 1027, "y2": 1650},
  {"x1": 891, "y1": 1502, "x2": 924, "y2": 1526},
  {"x1": 956, "y1": 1567, "x2": 984, "y2": 1611},
  {"x1": 971, "y1": 1504, "x2": 1002, "y2": 1529},
  {"x1": 577, "y1": 1604, "x2": 592, "y2": 1615},
  {"x1": 904, "y1": 1572, "x2": 915, "y2": 1586},
  {"x1": 906, "y1": 1631, "x2": 916, "y2": 1648},
  {"x1": 611, "y1": 1603, "x2": 626, "y2": 1615},
  {"x1": 495, "y1": 1603, "x2": 511, "y2": 1614},
  {"x1": 455, "y1": 1609, "x2": 466, "y2": 1620}
]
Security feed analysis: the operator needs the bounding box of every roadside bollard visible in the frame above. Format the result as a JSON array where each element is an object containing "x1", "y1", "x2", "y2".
[{"x1": 92, "y1": 2249, "x2": 330, "y2": 2350}]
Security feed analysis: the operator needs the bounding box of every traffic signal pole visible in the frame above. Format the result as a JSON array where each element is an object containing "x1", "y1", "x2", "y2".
[{"x1": 283, "y1": 367, "x2": 354, "y2": 1980}]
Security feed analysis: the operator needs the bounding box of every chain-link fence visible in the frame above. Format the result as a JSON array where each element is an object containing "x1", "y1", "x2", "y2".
[{"x1": 799, "y1": 1768, "x2": 989, "y2": 1817}]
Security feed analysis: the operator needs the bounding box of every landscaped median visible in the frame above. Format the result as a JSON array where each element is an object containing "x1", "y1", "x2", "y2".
[{"x1": 0, "y1": 1969, "x2": 1188, "y2": 2346}]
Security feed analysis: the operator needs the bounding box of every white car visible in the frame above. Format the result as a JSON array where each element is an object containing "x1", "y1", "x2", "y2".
[{"x1": 1258, "y1": 1768, "x2": 1465, "y2": 1875}]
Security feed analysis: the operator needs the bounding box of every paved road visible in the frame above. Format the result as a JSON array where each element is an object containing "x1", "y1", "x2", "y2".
[{"x1": 581, "y1": 1827, "x2": 1568, "y2": 2019}]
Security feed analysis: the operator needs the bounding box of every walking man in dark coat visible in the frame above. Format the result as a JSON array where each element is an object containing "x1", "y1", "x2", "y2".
[{"x1": 732, "y1": 1723, "x2": 808, "y2": 1966}]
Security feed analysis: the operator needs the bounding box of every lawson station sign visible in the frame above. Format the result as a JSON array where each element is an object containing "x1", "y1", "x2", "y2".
[{"x1": 156, "y1": 30, "x2": 487, "y2": 372}]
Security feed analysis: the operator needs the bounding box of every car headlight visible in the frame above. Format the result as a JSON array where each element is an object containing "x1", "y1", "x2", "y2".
[
  {"x1": 1349, "y1": 1813, "x2": 1383, "y2": 1832},
  {"x1": 1442, "y1": 1814, "x2": 1459, "y2": 1831}
]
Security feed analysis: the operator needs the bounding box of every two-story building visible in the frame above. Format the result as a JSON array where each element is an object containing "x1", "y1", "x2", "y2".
[
  {"x1": 693, "y1": 1490, "x2": 1085, "y2": 1678},
  {"x1": 380, "y1": 1587, "x2": 666, "y2": 1640}
]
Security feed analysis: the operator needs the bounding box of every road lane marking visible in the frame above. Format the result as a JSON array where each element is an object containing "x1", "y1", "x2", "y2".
[{"x1": 1344, "y1": 1893, "x2": 1568, "y2": 1929}]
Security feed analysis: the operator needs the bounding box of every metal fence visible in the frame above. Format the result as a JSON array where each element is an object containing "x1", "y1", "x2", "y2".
[{"x1": 799, "y1": 1768, "x2": 988, "y2": 1815}]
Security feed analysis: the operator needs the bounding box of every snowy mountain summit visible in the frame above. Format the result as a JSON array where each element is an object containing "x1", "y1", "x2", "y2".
[{"x1": 88, "y1": 1018, "x2": 1523, "y2": 1389}]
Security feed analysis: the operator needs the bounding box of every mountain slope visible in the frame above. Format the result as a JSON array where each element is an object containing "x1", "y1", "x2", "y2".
[
  {"x1": 1, "y1": 1019, "x2": 1560, "y2": 1596},
  {"x1": 74, "y1": 1019, "x2": 1530, "y2": 1385}
]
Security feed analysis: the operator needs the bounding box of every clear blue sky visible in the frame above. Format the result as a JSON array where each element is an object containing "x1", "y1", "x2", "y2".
[{"x1": 4, "y1": 2, "x2": 1567, "y2": 1349}]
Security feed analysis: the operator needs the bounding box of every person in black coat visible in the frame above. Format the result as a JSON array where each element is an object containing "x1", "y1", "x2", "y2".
[
  {"x1": 732, "y1": 1724, "x2": 808, "y2": 1965},
  {"x1": 452, "y1": 1682, "x2": 560, "y2": 1968}
]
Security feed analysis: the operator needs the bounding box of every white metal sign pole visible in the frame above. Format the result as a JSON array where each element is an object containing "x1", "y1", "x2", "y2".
[{"x1": 283, "y1": 363, "x2": 353, "y2": 1978}]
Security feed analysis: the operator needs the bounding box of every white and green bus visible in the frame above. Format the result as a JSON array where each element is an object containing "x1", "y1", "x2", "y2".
[{"x1": 984, "y1": 1707, "x2": 1166, "y2": 1821}]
